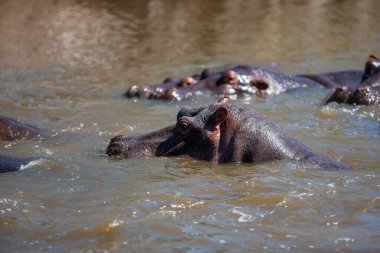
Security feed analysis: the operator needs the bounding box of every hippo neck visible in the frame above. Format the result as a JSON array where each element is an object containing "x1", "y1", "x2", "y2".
[
  {"x1": 218, "y1": 107, "x2": 314, "y2": 163},
  {"x1": 217, "y1": 114, "x2": 240, "y2": 163}
]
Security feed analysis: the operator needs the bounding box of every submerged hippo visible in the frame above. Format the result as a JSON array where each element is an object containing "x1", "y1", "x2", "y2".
[
  {"x1": 0, "y1": 116, "x2": 49, "y2": 141},
  {"x1": 0, "y1": 155, "x2": 36, "y2": 173},
  {"x1": 125, "y1": 64, "x2": 362, "y2": 101},
  {"x1": 324, "y1": 55, "x2": 380, "y2": 106},
  {"x1": 0, "y1": 116, "x2": 52, "y2": 173},
  {"x1": 107, "y1": 98, "x2": 350, "y2": 170}
]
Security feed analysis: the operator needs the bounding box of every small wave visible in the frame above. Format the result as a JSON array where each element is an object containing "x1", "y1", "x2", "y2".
[{"x1": 19, "y1": 159, "x2": 46, "y2": 171}]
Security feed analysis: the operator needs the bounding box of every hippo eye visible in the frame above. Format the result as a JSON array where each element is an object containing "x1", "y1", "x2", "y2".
[
  {"x1": 177, "y1": 77, "x2": 196, "y2": 87},
  {"x1": 179, "y1": 121, "x2": 191, "y2": 133},
  {"x1": 180, "y1": 122, "x2": 189, "y2": 131}
]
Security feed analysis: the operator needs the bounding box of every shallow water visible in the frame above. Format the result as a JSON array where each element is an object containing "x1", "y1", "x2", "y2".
[{"x1": 1, "y1": 0, "x2": 380, "y2": 252}]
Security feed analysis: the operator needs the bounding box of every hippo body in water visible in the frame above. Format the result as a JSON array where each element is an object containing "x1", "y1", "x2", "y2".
[
  {"x1": 0, "y1": 155, "x2": 36, "y2": 173},
  {"x1": 0, "y1": 116, "x2": 51, "y2": 173},
  {"x1": 325, "y1": 55, "x2": 380, "y2": 106},
  {"x1": 125, "y1": 64, "x2": 362, "y2": 101},
  {"x1": 107, "y1": 98, "x2": 350, "y2": 170},
  {"x1": 0, "y1": 116, "x2": 49, "y2": 141}
]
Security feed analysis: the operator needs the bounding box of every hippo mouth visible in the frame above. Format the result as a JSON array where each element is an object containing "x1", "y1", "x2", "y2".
[{"x1": 155, "y1": 135, "x2": 187, "y2": 157}]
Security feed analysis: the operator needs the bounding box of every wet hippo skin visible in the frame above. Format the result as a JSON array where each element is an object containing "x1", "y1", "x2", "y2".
[
  {"x1": 0, "y1": 155, "x2": 36, "y2": 173},
  {"x1": 125, "y1": 64, "x2": 362, "y2": 101},
  {"x1": 324, "y1": 55, "x2": 380, "y2": 106},
  {"x1": 0, "y1": 116, "x2": 47, "y2": 141},
  {"x1": 107, "y1": 98, "x2": 351, "y2": 170},
  {"x1": 0, "y1": 116, "x2": 50, "y2": 173}
]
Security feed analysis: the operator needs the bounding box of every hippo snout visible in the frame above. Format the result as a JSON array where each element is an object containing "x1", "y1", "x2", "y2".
[
  {"x1": 106, "y1": 141, "x2": 126, "y2": 157},
  {"x1": 106, "y1": 137, "x2": 159, "y2": 158}
]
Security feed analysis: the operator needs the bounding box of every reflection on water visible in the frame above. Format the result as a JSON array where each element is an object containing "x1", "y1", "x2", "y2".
[{"x1": 1, "y1": 0, "x2": 380, "y2": 252}]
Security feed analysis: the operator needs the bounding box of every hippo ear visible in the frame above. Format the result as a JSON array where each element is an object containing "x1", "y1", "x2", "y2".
[
  {"x1": 207, "y1": 107, "x2": 228, "y2": 128},
  {"x1": 362, "y1": 55, "x2": 380, "y2": 82},
  {"x1": 368, "y1": 54, "x2": 379, "y2": 61}
]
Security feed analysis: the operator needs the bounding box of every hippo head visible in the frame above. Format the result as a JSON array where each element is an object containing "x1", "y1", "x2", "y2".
[
  {"x1": 106, "y1": 98, "x2": 231, "y2": 162},
  {"x1": 155, "y1": 105, "x2": 228, "y2": 161},
  {"x1": 325, "y1": 54, "x2": 380, "y2": 106},
  {"x1": 349, "y1": 86, "x2": 380, "y2": 105},
  {"x1": 325, "y1": 85, "x2": 380, "y2": 106},
  {"x1": 124, "y1": 65, "x2": 277, "y2": 101}
]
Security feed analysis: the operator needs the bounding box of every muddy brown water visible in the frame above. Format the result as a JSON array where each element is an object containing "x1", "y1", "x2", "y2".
[{"x1": 1, "y1": 0, "x2": 380, "y2": 252}]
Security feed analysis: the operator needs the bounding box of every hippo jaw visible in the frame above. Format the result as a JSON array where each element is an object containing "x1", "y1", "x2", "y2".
[
  {"x1": 155, "y1": 136, "x2": 187, "y2": 157},
  {"x1": 106, "y1": 125, "x2": 176, "y2": 158}
]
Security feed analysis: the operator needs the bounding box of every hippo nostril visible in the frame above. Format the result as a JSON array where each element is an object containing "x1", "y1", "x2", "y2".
[
  {"x1": 125, "y1": 85, "x2": 140, "y2": 97},
  {"x1": 251, "y1": 80, "x2": 269, "y2": 91},
  {"x1": 177, "y1": 77, "x2": 196, "y2": 87},
  {"x1": 106, "y1": 141, "x2": 126, "y2": 157}
]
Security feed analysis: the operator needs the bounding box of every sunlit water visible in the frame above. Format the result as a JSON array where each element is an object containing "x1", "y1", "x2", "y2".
[{"x1": 1, "y1": 0, "x2": 380, "y2": 252}]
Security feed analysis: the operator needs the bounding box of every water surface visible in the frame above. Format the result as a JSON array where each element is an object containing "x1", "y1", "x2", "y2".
[{"x1": 1, "y1": 0, "x2": 380, "y2": 252}]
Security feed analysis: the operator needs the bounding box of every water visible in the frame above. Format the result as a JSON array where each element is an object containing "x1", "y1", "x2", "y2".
[{"x1": 1, "y1": 0, "x2": 380, "y2": 252}]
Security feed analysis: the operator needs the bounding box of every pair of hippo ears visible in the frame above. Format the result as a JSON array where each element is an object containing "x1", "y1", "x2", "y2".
[{"x1": 177, "y1": 96, "x2": 231, "y2": 119}]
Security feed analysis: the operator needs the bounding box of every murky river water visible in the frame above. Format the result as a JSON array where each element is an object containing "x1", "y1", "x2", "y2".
[{"x1": 1, "y1": 0, "x2": 380, "y2": 252}]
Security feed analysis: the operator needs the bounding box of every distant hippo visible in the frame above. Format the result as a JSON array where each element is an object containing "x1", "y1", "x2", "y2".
[
  {"x1": 107, "y1": 98, "x2": 350, "y2": 170},
  {"x1": 324, "y1": 55, "x2": 380, "y2": 106},
  {"x1": 125, "y1": 63, "x2": 362, "y2": 101}
]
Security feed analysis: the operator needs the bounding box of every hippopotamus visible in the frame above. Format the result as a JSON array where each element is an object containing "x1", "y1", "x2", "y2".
[
  {"x1": 0, "y1": 155, "x2": 36, "y2": 173},
  {"x1": 324, "y1": 55, "x2": 380, "y2": 106},
  {"x1": 0, "y1": 116, "x2": 50, "y2": 173},
  {"x1": 125, "y1": 64, "x2": 362, "y2": 101},
  {"x1": 0, "y1": 116, "x2": 50, "y2": 141},
  {"x1": 107, "y1": 98, "x2": 351, "y2": 170}
]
